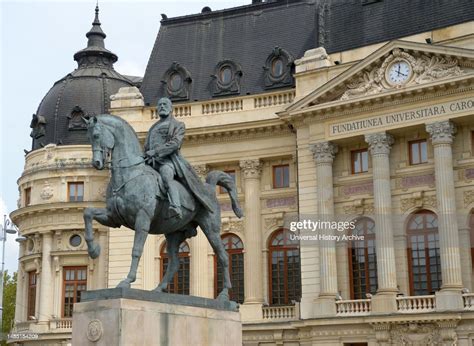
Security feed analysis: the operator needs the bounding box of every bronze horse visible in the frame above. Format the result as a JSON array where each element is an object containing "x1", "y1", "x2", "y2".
[{"x1": 83, "y1": 114, "x2": 242, "y2": 301}]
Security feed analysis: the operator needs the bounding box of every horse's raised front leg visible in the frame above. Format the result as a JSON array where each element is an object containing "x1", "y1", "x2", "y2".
[
  {"x1": 84, "y1": 207, "x2": 120, "y2": 259},
  {"x1": 154, "y1": 231, "x2": 186, "y2": 292},
  {"x1": 117, "y1": 209, "x2": 151, "y2": 288}
]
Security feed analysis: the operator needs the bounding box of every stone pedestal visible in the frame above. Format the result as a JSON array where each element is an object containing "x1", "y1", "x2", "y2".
[{"x1": 72, "y1": 288, "x2": 242, "y2": 346}]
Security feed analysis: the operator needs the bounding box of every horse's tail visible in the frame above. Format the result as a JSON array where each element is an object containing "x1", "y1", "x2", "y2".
[{"x1": 206, "y1": 171, "x2": 243, "y2": 218}]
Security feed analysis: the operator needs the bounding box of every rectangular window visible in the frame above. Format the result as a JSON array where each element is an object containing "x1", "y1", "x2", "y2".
[
  {"x1": 27, "y1": 272, "x2": 37, "y2": 319},
  {"x1": 409, "y1": 140, "x2": 428, "y2": 165},
  {"x1": 273, "y1": 165, "x2": 290, "y2": 189},
  {"x1": 68, "y1": 182, "x2": 84, "y2": 202},
  {"x1": 63, "y1": 266, "x2": 87, "y2": 318},
  {"x1": 24, "y1": 187, "x2": 31, "y2": 206},
  {"x1": 351, "y1": 149, "x2": 369, "y2": 174},
  {"x1": 219, "y1": 171, "x2": 236, "y2": 194}
]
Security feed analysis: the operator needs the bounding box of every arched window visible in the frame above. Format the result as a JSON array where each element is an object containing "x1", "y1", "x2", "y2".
[
  {"x1": 349, "y1": 218, "x2": 378, "y2": 299},
  {"x1": 160, "y1": 241, "x2": 190, "y2": 295},
  {"x1": 407, "y1": 211, "x2": 441, "y2": 295},
  {"x1": 214, "y1": 234, "x2": 244, "y2": 303},
  {"x1": 268, "y1": 229, "x2": 301, "y2": 305}
]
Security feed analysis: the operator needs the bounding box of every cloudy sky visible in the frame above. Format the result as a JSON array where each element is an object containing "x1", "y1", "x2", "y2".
[{"x1": 0, "y1": 0, "x2": 247, "y2": 273}]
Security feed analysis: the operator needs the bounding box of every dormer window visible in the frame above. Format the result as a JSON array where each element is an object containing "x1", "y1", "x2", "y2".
[
  {"x1": 264, "y1": 47, "x2": 294, "y2": 89},
  {"x1": 271, "y1": 57, "x2": 284, "y2": 78},
  {"x1": 219, "y1": 66, "x2": 233, "y2": 85},
  {"x1": 162, "y1": 62, "x2": 192, "y2": 101},
  {"x1": 68, "y1": 106, "x2": 88, "y2": 131},
  {"x1": 212, "y1": 60, "x2": 242, "y2": 97},
  {"x1": 169, "y1": 72, "x2": 183, "y2": 92}
]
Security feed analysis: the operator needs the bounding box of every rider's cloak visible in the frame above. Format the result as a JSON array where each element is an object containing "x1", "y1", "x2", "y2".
[{"x1": 144, "y1": 115, "x2": 214, "y2": 212}]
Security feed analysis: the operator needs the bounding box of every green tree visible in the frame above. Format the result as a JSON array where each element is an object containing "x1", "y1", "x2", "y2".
[{"x1": 2, "y1": 271, "x2": 17, "y2": 346}]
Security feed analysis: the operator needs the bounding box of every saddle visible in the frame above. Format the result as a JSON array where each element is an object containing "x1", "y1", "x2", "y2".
[{"x1": 155, "y1": 174, "x2": 195, "y2": 214}]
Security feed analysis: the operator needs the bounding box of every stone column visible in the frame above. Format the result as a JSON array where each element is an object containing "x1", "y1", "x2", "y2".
[
  {"x1": 459, "y1": 227, "x2": 472, "y2": 291},
  {"x1": 190, "y1": 164, "x2": 211, "y2": 298},
  {"x1": 239, "y1": 159, "x2": 263, "y2": 321},
  {"x1": 310, "y1": 141, "x2": 338, "y2": 316},
  {"x1": 365, "y1": 133, "x2": 397, "y2": 312},
  {"x1": 14, "y1": 243, "x2": 25, "y2": 322},
  {"x1": 38, "y1": 232, "x2": 53, "y2": 325},
  {"x1": 190, "y1": 233, "x2": 211, "y2": 298},
  {"x1": 426, "y1": 121, "x2": 463, "y2": 309}
]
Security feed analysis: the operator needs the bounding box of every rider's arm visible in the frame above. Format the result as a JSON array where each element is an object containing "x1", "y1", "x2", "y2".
[{"x1": 158, "y1": 122, "x2": 185, "y2": 158}]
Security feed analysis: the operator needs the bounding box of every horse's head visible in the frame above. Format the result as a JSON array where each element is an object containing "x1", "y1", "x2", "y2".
[{"x1": 85, "y1": 116, "x2": 114, "y2": 170}]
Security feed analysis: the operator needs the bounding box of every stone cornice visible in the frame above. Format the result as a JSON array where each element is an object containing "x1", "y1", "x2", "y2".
[
  {"x1": 136, "y1": 119, "x2": 291, "y2": 145},
  {"x1": 279, "y1": 75, "x2": 473, "y2": 125},
  {"x1": 185, "y1": 120, "x2": 291, "y2": 145},
  {"x1": 11, "y1": 202, "x2": 104, "y2": 224},
  {"x1": 285, "y1": 40, "x2": 474, "y2": 113}
]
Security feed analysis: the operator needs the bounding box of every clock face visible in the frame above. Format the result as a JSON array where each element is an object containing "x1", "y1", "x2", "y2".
[{"x1": 387, "y1": 61, "x2": 411, "y2": 85}]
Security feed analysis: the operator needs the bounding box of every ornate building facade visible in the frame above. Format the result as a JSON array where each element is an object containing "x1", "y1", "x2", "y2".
[{"x1": 10, "y1": 1, "x2": 474, "y2": 345}]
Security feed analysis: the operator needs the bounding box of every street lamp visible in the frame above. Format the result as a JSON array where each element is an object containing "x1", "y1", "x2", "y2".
[{"x1": 0, "y1": 215, "x2": 18, "y2": 334}]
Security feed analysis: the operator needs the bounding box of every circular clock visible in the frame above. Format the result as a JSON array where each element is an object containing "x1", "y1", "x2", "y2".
[{"x1": 386, "y1": 60, "x2": 412, "y2": 85}]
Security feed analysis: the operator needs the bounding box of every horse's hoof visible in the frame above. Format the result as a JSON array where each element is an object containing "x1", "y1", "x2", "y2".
[
  {"x1": 117, "y1": 279, "x2": 131, "y2": 289},
  {"x1": 217, "y1": 290, "x2": 230, "y2": 302},
  {"x1": 88, "y1": 244, "x2": 101, "y2": 259},
  {"x1": 153, "y1": 286, "x2": 165, "y2": 293}
]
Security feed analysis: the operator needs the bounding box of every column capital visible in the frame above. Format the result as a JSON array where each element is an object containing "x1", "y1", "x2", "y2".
[
  {"x1": 239, "y1": 159, "x2": 262, "y2": 179},
  {"x1": 310, "y1": 141, "x2": 338, "y2": 164},
  {"x1": 365, "y1": 132, "x2": 394, "y2": 156},
  {"x1": 426, "y1": 120, "x2": 456, "y2": 145},
  {"x1": 192, "y1": 164, "x2": 208, "y2": 181}
]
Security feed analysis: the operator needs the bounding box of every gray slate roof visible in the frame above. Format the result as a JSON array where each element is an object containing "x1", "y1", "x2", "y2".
[
  {"x1": 140, "y1": 0, "x2": 474, "y2": 106},
  {"x1": 31, "y1": 6, "x2": 134, "y2": 150}
]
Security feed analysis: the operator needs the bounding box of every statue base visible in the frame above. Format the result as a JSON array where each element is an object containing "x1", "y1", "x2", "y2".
[{"x1": 72, "y1": 288, "x2": 242, "y2": 346}]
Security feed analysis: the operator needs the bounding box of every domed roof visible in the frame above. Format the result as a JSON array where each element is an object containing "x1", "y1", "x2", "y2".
[{"x1": 30, "y1": 6, "x2": 135, "y2": 150}]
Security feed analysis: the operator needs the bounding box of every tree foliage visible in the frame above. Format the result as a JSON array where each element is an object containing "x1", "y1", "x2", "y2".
[{"x1": 2, "y1": 271, "x2": 17, "y2": 345}]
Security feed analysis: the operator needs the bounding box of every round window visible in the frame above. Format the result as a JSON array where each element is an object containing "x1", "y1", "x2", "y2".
[
  {"x1": 271, "y1": 58, "x2": 284, "y2": 77},
  {"x1": 69, "y1": 234, "x2": 82, "y2": 247},
  {"x1": 219, "y1": 66, "x2": 233, "y2": 85},
  {"x1": 169, "y1": 72, "x2": 183, "y2": 92}
]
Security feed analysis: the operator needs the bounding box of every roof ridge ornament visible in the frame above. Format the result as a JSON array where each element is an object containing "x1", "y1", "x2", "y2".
[{"x1": 73, "y1": 4, "x2": 118, "y2": 68}]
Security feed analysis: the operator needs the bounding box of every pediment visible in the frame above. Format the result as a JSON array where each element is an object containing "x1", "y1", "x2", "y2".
[{"x1": 286, "y1": 40, "x2": 474, "y2": 113}]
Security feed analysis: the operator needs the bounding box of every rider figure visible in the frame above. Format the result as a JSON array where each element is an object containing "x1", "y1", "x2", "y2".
[{"x1": 144, "y1": 97, "x2": 213, "y2": 219}]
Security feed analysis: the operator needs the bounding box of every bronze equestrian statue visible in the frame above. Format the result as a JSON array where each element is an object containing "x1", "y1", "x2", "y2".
[{"x1": 83, "y1": 97, "x2": 243, "y2": 302}]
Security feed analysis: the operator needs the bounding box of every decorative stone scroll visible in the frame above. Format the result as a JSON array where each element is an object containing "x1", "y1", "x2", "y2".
[
  {"x1": 342, "y1": 199, "x2": 374, "y2": 215},
  {"x1": 365, "y1": 132, "x2": 394, "y2": 156},
  {"x1": 464, "y1": 190, "x2": 474, "y2": 208},
  {"x1": 309, "y1": 141, "x2": 338, "y2": 164},
  {"x1": 340, "y1": 48, "x2": 465, "y2": 100},
  {"x1": 239, "y1": 159, "x2": 262, "y2": 179},
  {"x1": 40, "y1": 181, "x2": 54, "y2": 200},
  {"x1": 400, "y1": 192, "x2": 437, "y2": 212},
  {"x1": 426, "y1": 120, "x2": 456, "y2": 145},
  {"x1": 192, "y1": 164, "x2": 209, "y2": 181}
]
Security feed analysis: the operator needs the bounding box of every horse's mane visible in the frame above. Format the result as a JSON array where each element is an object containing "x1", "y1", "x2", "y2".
[{"x1": 96, "y1": 114, "x2": 142, "y2": 152}]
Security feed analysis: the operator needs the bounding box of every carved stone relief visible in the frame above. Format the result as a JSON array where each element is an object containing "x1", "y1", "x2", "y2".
[{"x1": 340, "y1": 48, "x2": 465, "y2": 101}]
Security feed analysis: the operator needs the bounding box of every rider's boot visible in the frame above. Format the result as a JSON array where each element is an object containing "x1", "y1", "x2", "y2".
[{"x1": 167, "y1": 184, "x2": 183, "y2": 219}]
